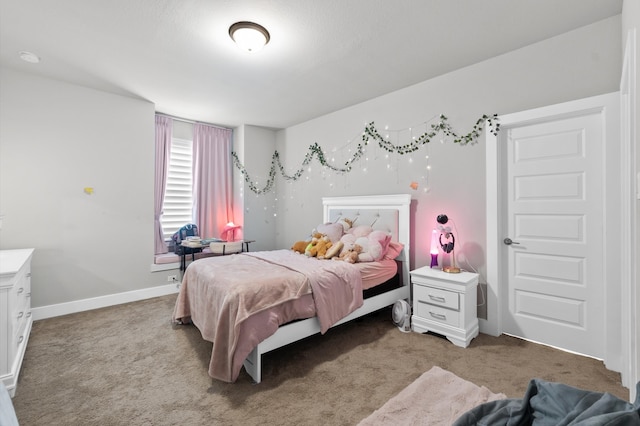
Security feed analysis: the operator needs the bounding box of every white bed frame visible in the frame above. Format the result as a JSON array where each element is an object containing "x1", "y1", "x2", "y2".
[{"x1": 243, "y1": 193, "x2": 412, "y2": 383}]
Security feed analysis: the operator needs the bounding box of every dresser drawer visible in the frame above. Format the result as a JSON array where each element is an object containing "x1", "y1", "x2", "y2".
[
  {"x1": 13, "y1": 306, "x2": 30, "y2": 337},
  {"x1": 415, "y1": 301, "x2": 460, "y2": 327},
  {"x1": 413, "y1": 284, "x2": 459, "y2": 310}
]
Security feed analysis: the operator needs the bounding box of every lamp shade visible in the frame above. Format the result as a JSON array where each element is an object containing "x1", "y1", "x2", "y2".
[
  {"x1": 430, "y1": 228, "x2": 439, "y2": 268},
  {"x1": 430, "y1": 229, "x2": 439, "y2": 255},
  {"x1": 221, "y1": 222, "x2": 241, "y2": 241}
]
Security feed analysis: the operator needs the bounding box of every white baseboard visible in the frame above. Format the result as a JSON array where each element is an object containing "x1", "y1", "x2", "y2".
[{"x1": 31, "y1": 284, "x2": 180, "y2": 321}]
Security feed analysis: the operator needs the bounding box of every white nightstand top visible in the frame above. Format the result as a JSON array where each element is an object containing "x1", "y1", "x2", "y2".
[{"x1": 410, "y1": 266, "x2": 478, "y2": 285}]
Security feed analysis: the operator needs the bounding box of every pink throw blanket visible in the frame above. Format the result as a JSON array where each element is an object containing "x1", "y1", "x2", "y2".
[{"x1": 173, "y1": 250, "x2": 363, "y2": 382}]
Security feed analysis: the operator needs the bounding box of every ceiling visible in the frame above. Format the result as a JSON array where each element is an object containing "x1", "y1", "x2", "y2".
[{"x1": 0, "y1": 0, "x2": 623, "y2": 129}]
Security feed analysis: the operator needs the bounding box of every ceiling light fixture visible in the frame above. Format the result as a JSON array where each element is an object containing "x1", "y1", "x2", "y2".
[
  {"x1": 229, "y1": 21, "x2": 270, "y2": 53},
  {"x1": 19, "y1": 51, "x2": 40, "y2": 64}
]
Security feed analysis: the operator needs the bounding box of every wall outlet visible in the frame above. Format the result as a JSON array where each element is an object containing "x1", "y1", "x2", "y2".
[{"x1": 167, "y1": 275, "x2": 178, "y2": 282}]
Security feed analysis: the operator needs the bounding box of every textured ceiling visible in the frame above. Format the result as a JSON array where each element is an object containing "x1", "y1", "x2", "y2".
[{"x1": 0, "y1": 0, "x2": 623, "y2": 129}]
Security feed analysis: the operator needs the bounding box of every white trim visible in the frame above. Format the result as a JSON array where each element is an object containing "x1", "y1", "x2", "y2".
[
  {"x1": 150, "y1": 262, "x2": 180, "y2": 272},
  {"x1": 484, "y1": 130, "x2": 501, "y2": 337},
  {"x1": 32, "y1": 284, "x2": 179, "y2": 321},
  {"x1": 619, "y1": 28, "x2": 638, "y2": 400}
]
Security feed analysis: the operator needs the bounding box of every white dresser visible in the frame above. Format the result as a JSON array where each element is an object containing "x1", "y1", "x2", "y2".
[
  {"x1": 410, "y1": 266, "x2": 479, "y2": 348},
  {"x1": 0, "y1": 249, "x2": 34, "y2": 397}
]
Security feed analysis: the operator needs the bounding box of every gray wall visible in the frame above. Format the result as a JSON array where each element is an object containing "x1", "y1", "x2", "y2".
[
  {"x1": 234, "y1": 124, "x2": 277, "y2": 252},
  {"x1": 0, "y1": 68, "x2": 160, "y2": 307},
  {"x1": 0, "y1": 14, "x2": 627, "y2": 312},
  {"x1": 272, "y1": 16, "x2": 622, "y2": 279}
]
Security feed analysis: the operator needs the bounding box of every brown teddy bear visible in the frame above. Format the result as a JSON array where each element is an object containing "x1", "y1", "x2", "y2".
[
  {"x1": 305, "y1": 233, "x2": 327, "y2": 257},
  {"x1": 291, "y1": 240, "x2": 309, "y2": 254},
  {"x1": 316, "y1": 237, "x2": 334, "y2": 259},
  {"x1": 335, "y1": 243, "x2": 362, "y2": 264},
  {"x1": 307, "y1": 234, "x2": 333, "y2": 258},
  {"x1": 292, "y1": 232, "x2": 321, "y2": 254}
]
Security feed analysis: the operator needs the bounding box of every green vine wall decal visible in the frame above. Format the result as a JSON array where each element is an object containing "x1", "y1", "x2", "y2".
[{"x1": 233, "y1": 114, "x2": 500, "y2": 195}]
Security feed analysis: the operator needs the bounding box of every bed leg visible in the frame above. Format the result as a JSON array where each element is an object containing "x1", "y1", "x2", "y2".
[{"x1": 243, "y1": 347, "x2": 262, "y2": 384}]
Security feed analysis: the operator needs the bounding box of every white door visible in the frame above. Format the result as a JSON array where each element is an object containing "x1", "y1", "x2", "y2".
[{"x1": 501, "y1": 111, "x2": 605, "y2": 359}]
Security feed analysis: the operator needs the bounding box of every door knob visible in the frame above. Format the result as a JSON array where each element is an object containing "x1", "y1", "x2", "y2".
[{"x1": 504, "y1": 238, "x2": 520, "y2": 245}]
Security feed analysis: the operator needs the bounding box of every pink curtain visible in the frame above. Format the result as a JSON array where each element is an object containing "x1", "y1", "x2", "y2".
[
  {"x1": 193, "y1": 123, "x2": 234, "y2": 239},
  {"x1": 154, "y1": 115, "x2": 172, "y2": 255}
]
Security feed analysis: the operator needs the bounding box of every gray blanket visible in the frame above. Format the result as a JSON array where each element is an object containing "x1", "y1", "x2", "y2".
[{"x1": 453, "y1": 379, "x2": 640, "y2": 426}]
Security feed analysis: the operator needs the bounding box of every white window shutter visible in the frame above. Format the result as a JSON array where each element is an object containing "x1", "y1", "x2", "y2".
[{"x1": 161, "y1": 138, "x2": 193, "y2": 239}]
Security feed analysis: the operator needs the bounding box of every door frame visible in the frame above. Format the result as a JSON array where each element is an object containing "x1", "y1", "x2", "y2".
[
  {"x1": 619, "y1": 28, "x2": 637, "y2": 398},
  {"x1": 484, "y1": 92, "x2": 623, "y2": 375}
]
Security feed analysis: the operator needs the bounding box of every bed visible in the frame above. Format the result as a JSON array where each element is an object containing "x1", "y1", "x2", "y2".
[{"x1": 172, "y1": 193, "x2": 412, "y2": 383}]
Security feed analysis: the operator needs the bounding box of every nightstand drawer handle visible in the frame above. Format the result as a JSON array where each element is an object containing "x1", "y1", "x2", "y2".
[
  {"x1": 17, "y1": 311, "x2": 24, "y2": 319},
  {"x1": 17, "y1": 287, "x2": 24, "y2": 294},
  {"x1": 18, "y1": 336, "x2": 24, "y2": 344},
  {"x1": 429, "y1": 295, "x2": 446, "y2": 303},
  {"x1": 429, "y1": 311, "x2": 446, "y2": 320}
]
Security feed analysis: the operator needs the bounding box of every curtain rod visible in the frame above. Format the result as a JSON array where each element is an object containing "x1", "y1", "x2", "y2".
[{"x1": 156, "y1": 112, "x2": 231, "y2": 130}]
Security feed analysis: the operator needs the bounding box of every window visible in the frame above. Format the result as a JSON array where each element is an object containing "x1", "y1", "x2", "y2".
[
  {"x1": 155, "y1": 115, "x2": 234, "y2": 258},
  {"x1": 160, "y1": 138, "x2": 193, "y2": 240}
]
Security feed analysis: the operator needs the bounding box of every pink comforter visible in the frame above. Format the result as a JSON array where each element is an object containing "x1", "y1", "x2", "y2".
[{"x1": 172, "y1": 250, "x2": 363, "y2": 382}]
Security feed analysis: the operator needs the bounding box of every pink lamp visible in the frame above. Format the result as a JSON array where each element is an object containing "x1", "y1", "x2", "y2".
[
  {"x1": 430, "y1": 228, "x2": 439, "y2": 268},
  {"x1": 221, "y1": 222, "x2": 241, "y2": 241}
]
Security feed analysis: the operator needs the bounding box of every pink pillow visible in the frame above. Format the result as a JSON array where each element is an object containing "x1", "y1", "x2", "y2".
[
  {"x1": 316, "y1": 222, "x2": 344, "y2": 243},
  {"x1": 384, "y1": 241, "x2": 404, "y2": 260}
]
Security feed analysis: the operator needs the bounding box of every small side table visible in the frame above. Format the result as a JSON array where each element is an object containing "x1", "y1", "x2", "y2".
[
  {"x1": 410, "y1": 266, "x2": 479, "y2": 348},
  {"x1": 179, "y1": 242, "x2": 205, "y2": 272},
  {"x1": 179, "y1": 240, "x2": 256, "y2": 272}
]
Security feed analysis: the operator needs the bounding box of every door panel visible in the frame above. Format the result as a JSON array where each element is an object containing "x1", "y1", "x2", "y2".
[
  {"x1": 503, "y1": 113, "x2": 604, "y2": 359},
  {"x1": 516, "y1": 214, "x2": 584, "y2": 242},
  {"x1": 515, "y1": 290, "x2": 584, "y2": 326}
]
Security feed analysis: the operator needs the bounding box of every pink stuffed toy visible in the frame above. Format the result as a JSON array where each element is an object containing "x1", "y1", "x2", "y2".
[
  {"x1": 339, "y1": 227, "x2": 391, "y2": 262},
  {"x1": 356, "y1": 230, "x2": 392, "y2": 262}
]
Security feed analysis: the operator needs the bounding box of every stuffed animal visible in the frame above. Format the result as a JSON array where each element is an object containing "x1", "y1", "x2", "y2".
[
  {"x1": 349, "y1": 225, "x2": 373, "y2": 238},
  {"x1": 305, "y1": 233, "x2": 330, "y2": 257},
  {"x1": 339, "y1": 233, "x2": 357, "y2": 252},
  {"x1": 337, "y1": 218, "x2": 353, "y2": 233},
  {"x1": 357, "y1": 230, "x2": 392, "y2": 262},
  {"x1": 316, "y1": 236, "x2": 334, "y2": 259},
  {"x1": 292, "y1": 231, "x2": 321, "y2": 254},
  {"x1": 323, "y1": 241, "x2": 343, "y2": 260},
  {"x1": 335, "y1": 243, "x2": 362, "y2": 264},
  {"x1": 291, "y1": 240, "x2": 309, "y2": 254}
]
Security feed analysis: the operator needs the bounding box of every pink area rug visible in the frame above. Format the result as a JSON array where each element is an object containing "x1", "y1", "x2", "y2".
[{"x1": 358, "y1": 366, "x2": 507, "y2": 425}]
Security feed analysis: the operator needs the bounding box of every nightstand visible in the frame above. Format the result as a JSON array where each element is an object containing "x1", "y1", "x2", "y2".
[{"x1": 410, "y1": 266, "x2": 479, "y2": 348}]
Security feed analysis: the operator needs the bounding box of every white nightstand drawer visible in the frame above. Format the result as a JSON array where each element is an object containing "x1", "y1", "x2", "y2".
[
  {"x1": 414, "y1": 284, "x2": 459, "y2": 310},
  {"x1": 416, "y1": 301, "x2": 460, "y2": 327}
]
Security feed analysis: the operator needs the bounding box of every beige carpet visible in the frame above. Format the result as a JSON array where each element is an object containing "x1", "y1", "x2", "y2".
[
  {"x1": 358, "y1": 366, "x2": 506, "y2": 425},
  {"x1": 11, "y1": 294, "x2": 628, "y2": 425}
]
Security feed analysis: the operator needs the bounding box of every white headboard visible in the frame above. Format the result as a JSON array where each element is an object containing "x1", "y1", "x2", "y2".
[{"x1": 322, "y1": 194, "x2": 412, "y2": 286}]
